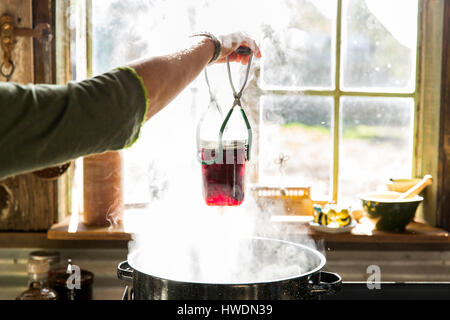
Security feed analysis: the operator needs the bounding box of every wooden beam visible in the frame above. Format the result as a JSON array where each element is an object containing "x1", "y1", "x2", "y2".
[
  {"x1": 416, "y1": 0, "x2": 444, "y2": 225},
  {"x1": 0, "y1": 0, "x2": 61, "y2": 232},
  {"x1": 32, "y1": 0, "x2": 55, "y2": 84},
  {"x1": 437, "y1": 0, "x2": 450, "y2": 231}
]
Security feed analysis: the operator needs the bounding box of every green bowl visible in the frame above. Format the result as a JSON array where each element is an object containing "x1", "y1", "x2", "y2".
[{"x1": 359, "y1": 192, "x2": 423, "y2": 232}]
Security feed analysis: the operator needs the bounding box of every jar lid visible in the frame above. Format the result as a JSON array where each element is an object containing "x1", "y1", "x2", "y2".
[
  {"x1": 29, "y1": 251, "x2": 61, "y2": 265},
  {"x1": 199, "y1": 139, "x2": 247, "y2": 149}
]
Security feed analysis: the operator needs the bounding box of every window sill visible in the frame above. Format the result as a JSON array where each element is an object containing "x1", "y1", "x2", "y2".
[
  {"x1": 46, "y1": 214, "x2": 450, "y2": 247},
  {"x1": 0, "y1": 232, "x2": 129, "y2": 248},
  {"x1": 272, "y1": 216, "x2": 450, "y2": 244},
  {"x1": 47, "y1": 215, "x2": 132, "y2": 241}
]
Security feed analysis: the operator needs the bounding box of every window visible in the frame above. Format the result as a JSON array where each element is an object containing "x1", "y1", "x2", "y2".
[
  {"x1": 71, "y1": 0, "x2": 425, "y2": 210},
  {"x1": 258, "y1": 0, "x2": 418, "y2": 205}
]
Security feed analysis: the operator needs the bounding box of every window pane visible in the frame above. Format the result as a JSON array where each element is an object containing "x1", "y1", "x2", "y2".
[
  {"x1": 261, "y1": 0, "x2": 336, "y2": 89},
  {"x1": 339, "y1": 97, "x2": 414, "y2": 205},
  {"x1": 92, "y1": 0, "x2": 150, "y2": 74},
  {"x1": 342, "y1": 0, "x2": 418, "y2": 91},
  {"x1": 260, "y1": 95, "x2": 333, "y2": 199}
]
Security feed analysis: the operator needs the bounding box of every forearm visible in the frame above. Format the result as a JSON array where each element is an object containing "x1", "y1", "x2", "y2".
[{"x1": 128, "y1": 37, "x2": 214, "y2": 120}]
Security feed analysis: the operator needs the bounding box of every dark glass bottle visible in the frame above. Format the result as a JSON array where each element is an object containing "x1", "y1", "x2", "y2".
[
  {"x1": 53, "y1": 259, "x2": 94, "y2": 300},
  {"x1": 16, "y1": 259, "x2": 58, "y2": 300}
]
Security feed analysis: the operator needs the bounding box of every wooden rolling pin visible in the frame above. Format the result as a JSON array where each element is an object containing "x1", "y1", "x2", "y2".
[{"x1": 398, "y1": 174, "x2": 432, "y2": 199}]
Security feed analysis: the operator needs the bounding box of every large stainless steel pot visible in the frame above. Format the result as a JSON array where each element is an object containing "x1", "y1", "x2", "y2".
[{"x1": 118, "y1": 237, "x2": 341, "y2": 300}]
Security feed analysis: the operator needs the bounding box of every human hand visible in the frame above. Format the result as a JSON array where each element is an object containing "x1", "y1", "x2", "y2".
[{"x1": 215, "y1": 32, "x2": 262, "y2": 65}]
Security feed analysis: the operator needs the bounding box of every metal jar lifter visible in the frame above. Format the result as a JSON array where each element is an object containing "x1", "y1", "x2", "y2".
[{"x1": 196, "y1": 47, "x2": 253, "y2": 206}]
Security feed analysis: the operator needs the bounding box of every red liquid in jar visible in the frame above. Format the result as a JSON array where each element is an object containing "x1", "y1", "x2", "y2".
[{"x1": 201, "y1": 145, "x2": 246, "y2": 206}]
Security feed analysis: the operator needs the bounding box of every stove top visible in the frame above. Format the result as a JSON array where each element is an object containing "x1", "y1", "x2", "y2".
[
  {"x1": 121, "y1": 282, "x2": 450, "y2": 300},
  {"x1": 323, "y1": 282, "x2": 450, "y2": 300}
]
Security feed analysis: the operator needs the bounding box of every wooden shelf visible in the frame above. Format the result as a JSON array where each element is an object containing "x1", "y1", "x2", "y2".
[
  {"x1": 47, "y1": 214, "x2": 450, "y2": 244},
  {"x1": 0, "y1": 232, "x2": 129, "y2": 248}
]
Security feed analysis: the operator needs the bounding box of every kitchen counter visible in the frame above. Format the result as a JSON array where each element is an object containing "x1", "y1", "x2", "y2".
[
  {"x1": 2, "y1": 214, "x2": 450, "y2": 300},
  {"x1": 1, "y1": 245, "x2": 449, "y2": 300},
  {"x1": 0, "y1": 248, "x2": 127, "y2": 300}
]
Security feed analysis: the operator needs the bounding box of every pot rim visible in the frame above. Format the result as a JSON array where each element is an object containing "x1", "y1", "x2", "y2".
[{"x1": 127, "y1": 236, "x2": 326, "y2": 286}]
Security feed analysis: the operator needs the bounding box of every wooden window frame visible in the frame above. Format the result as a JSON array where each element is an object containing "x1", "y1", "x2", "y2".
[
  {"x1": 436, "y1": 0, "x2": 450, "y2": 230},
  {"x1": 416, "y1": 0, "x2": 448, "y2": 229}
]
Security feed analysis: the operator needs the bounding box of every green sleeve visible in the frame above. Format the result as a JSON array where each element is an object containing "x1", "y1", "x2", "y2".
[{"x1": 0, "y1": 67, "x2": 149, "y2": 180}]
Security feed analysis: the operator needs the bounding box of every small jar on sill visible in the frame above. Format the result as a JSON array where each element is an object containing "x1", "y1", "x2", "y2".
[
  {"x1": 83, "y1": 151, "x2": 123, "y2": 226},
  {"x1": 16, "y1": 260, "x2": 58, "y2": 300},
  {"x1": 29, "y1": 250, "x2": 61, "y2": 288}
]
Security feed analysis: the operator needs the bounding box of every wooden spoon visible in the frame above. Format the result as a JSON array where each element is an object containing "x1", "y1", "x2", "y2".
[{"x1": 397, "y1": 174, "x2": 432, "y2": 200}]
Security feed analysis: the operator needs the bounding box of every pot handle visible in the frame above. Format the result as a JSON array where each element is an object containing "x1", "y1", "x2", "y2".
[
  {"x1": 117, "y1": 261, "x2": 134, "y2": 283},
  {"x1": 309, "y1": 271, "x2": 342, "y2": 296},
  {"x1": 122, "y1": 286, "x2": 134, "y2": 300}
]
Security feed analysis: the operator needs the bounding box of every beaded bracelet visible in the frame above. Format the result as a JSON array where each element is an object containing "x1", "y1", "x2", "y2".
[{"x1": 190, "y1": 32, "x2": 222, "y2": 65}]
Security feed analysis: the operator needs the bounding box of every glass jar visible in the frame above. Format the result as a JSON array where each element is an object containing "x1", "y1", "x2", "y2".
[
  {"x1": 200, "y1": 139, "x2": 247, "y2": 206},
  {"x1": 29, "y1": 250, "x2": 61, "y2": 288}
]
